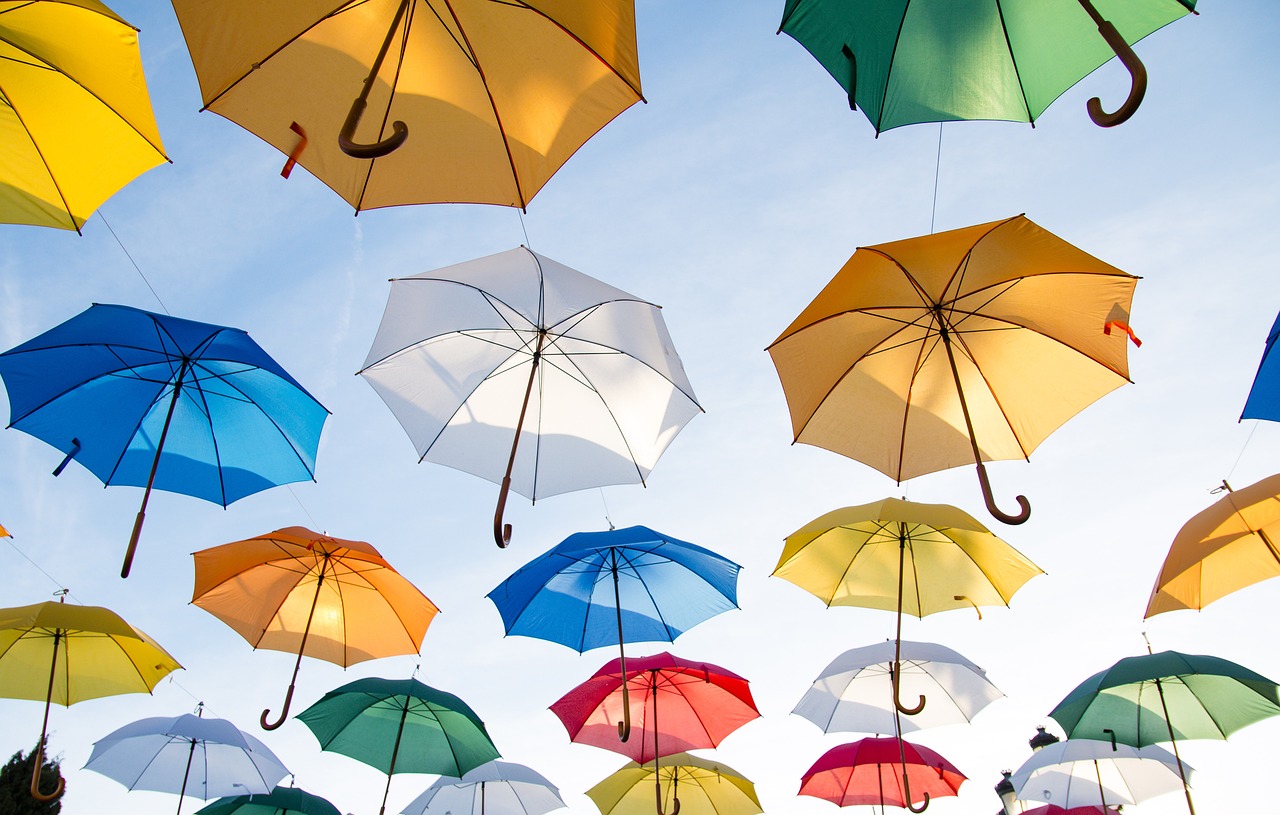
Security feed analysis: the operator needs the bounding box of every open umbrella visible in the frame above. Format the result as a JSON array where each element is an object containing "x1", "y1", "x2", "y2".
[
  {"x1": 197, "y1": 787, "x2": 341, "y2": 815},
  {"x1": 297, "y1": 676, "x2": 501, "y2": 815},
  {"x1": 587, "y1": 753, "x2": 762, "y2": 815},
  {"x1": 1050, "y1": 650, "x2": 1280, "y2": 814},
  {"x1": 799, "y1": 737, "x2": 965, "y2": 813},
  {"x1": 0, "y1": 303, "x2": 329, "y2": 577},
  {"x1": 170, "y1": 0, "x2": 643, "y2": 211},
  {"x1": 551, "y1": 652, "x2": 758, "y2": 812},
  {"x1": 778, "y1": 0, "x2": 1197, "y2": 130},
  {"x1": 1010, "y1": 739, "x2": 1189, "y2": 811},
  {"x1": 487, "y1": 525, "x2": 739, "y2": 738},
  {"x1": 400, "y1": 760, "x2": 564, "y2": 815},
  {"x1": 0, "y1": 0, "x2": 168, "y2": 232},
  {"x1": 84, "y1": 707, "x2": 290, "y2": 815},
  {"x1": 1146, "y1": 474, "x2": 1280, "y2": 617},
  {"x1": 793, "y1": 640, "x2": 1003, "y2": 735},
  {"x1": 359, "y1": 247, "x2": 701, "y2": 547},
  {"x1": 1241, "y1": 309, "x2": 1280, "y2": 421},
  {"x1": 192, "y1": 527, "x2": 439, "y2": 729},
  {"x1": 0, "y1": 596, "x2": 182, "y2": 801},
  {"x1": 774, "y1": 499, "x2": 1041, "y2": 715},
  {"x1": 766, "y1": 214, "x2": 1139, "y2": 525}
]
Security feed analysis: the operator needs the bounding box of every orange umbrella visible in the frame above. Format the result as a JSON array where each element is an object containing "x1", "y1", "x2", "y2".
[{"x1": 192, "y1": 527, "x2": 439, "y2": 729}]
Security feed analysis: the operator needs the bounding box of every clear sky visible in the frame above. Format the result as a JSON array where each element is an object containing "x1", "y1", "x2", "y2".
[{"x1": 2, "y1": 2, "x2": 1278, "y2": 815}]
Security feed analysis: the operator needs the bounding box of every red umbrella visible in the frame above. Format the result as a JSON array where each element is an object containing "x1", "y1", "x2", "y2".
[
  {"x1": 800, "y1": 737, "x2": 965, "y2": 813},
  {"x1": 550, "y1": 652, "x2": 759, "y2": 764}
]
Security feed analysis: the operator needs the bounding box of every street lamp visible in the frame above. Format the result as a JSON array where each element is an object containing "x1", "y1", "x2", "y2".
[{"x1": 1029, "y1": 725, "x2": 1060, "y2": 752}]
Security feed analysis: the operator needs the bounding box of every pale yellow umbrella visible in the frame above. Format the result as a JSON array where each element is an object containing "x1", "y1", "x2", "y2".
[
  {"x1": 170, "y1": 0, "x2": 643, "y2": 211},
  {"x1": 587, "y1": 752, "x2": 762, "y2": 815},
  {"x1": 767, "y1": 214, "x2": 1139, "y2": 525},
  {"x1": 1146, "y1": 474, "x2": 1280, "y2": 617},
  {"x1": 774, "y1": 498, "x2": 1042, "y2": 716},
  {"x1": 0, "y1": 0, "x2": 168, "y2": 232},
  {"x1": 192, "y1": 527, "x2": 439, "y2": 730}
]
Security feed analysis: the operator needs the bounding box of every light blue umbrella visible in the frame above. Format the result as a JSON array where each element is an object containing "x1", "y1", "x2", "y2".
[
  {"x1": 1242, "y1": 310, "x2": 1280, "y2": 422},
  {"x1": 85, "y1": 711, "x2": 289, "y2": 815},
  {"x1": 0, "y1": 303, "x2": 328, "y2": 576},
  {"x1": 486, "y1": 525, "x2": 740, "y2": 739},
  {"x1": 401, "y1": 760, "x2": 564, "y2": 815}
]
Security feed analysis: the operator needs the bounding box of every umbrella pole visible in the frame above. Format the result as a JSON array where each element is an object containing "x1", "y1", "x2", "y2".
[
  {"x1": 612, "y1": 553, "x2": 633, "y2": 742},
  {"x1": 652, "y1": 672, "x2": 680, "y2": 815},
  {"x1": 123, "y1": 360, "x2": 189, "y2": 578},
  {"x1": 480, "y1": 781, "x2": 485, "y2": 815},
  {"x1": 30, "y1": 630, "x2": 65, "y2": 802},
  {"x1": 937, "y1": 319, "x2": 1031, "y2": 525},
  {"x1": 261, "y1": 556, "x2": 328, "y2": 730},
  {"x1": 494, "y1": 329, "x2": 546, "y2": 548},
  {"x1": 338, "y1": 0, "x2": 409, "y2": 158},
  {"x1": 893, "y1": 525, "x2": 925, "y2": 715},
  {"x1": 1074, "y1": 0, "x2": 1148, "y2": 127},
  {"x1": 378, "y1": 692, "x2": 414, "y2": 815},
  {"x1": 1153, "y1": 678, "x2": 1197, "y2": 815},
  {"x1": 175, "y1": 738, "x2": 197, "y2": 815},
  {"x1": 897, "y1": 737, "x2": 928, "y2": 813},
  {"x1": 1092, "y1": 758, "x2": 1110, "y2": 813}
]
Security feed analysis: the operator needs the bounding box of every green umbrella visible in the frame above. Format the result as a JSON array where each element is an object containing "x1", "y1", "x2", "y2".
[
  {"x1": 778, "y1": 0, "x2": 1197, "y2": 131},
  {"x1": 297, "y1": 677, "x2": 500, "y2": 815},
  {"x1": 196, "y1": 787, "x2": 341, "y2": 815},
  {"x1": 1050, "y1": 650, "x2": 1280, "y2": 815}
]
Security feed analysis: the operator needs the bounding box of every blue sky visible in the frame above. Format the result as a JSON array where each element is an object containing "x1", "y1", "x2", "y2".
[{"x1": 2, "y1": 2, "x2": 1279, "y2": 814}]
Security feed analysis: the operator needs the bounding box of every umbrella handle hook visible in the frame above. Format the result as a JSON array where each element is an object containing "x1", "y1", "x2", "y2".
[
  {"x1": 29, "y1": 738, "x2": 63, "y2": 802},
  {"x1": 617, "y1": 683, "x2": 632, "y2": 741},
  {"x1": 892, "y1": 662, "x2": 926, "y2": 715},
  {"x1": 338, "y1": 0, "x2": 411, "y2": 158},
  {"x1": 975, "y1": 461, "x2": 1030, "y2": 525},
  {"x1": 656, "y1": 785, "x2": 680, "y2": 815},
  {"x1": 1077, "y1": 0, "x2": 1148, "y2": 127},
  {"x1": 260, "y1": 682, "x2": 296, "y2": 731},
  {"x1": 494, "y1": 477, "x2": 513, "y2": 548},
  {"x1": 903, "y1": 775, "x2": 929, "y2": 813}
]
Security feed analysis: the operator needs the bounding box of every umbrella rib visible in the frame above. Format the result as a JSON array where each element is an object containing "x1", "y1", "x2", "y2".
[
  {"x1": 496, "y1": 1, "x2": 645, "y2": 101},
  {"x1": 617, "y1": 544, "x2": 679, "y2": 639},
  {"x1": 872, "y1": 0, "x2": 913, "y2": 134},
  {"x1": 0, "y1": 84, "x2": 78, "y2": 230},
  {"x1": 992, "y1": 1, "x2": 1037, "y2": 122},
  {"x1": 939, "y1": 216, "x2": 1018, "y2": 306},
  {"x1": 353, "y1": 0, "x2": 414, "y2": 211}
]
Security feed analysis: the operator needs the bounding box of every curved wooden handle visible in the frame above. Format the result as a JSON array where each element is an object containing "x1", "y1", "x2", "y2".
[
  {"x1": 893, "y1": 661, "x2": 926, "y2": 715},
  {"x1": 976, "y1": 462, "x2": 1031, "y2": 525},
  {"x1": 494, "y1": 476, "x2": 513, "y2": 548},
  {"x1": 1086, "y1": 17, "x2": 1148, "y2": 127},
  {"x1": 29, "y1": 739, "x2": 64, "y2": 802},
  {"x1": 338, "y1": 98, "x2": 409, "y2": 158},
  {"x1": 261, "y1": 682, "x2": 296, "y2": 730},
  {"x1": 903, "y1": 775, "x2": 929, "y2": 813},
  {"x1": 618, "y1": 681, "x2": 632, "y2": 742}
]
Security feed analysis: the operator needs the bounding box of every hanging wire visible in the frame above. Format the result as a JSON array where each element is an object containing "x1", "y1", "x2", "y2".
[
  {"x1": 285, "y1": 484, "x2": 321, "y2": 530},
  {"x1": 929, "y1": 123, "x2": 944, "y2": 235},
  {"x1": 599, "y1": 488, "x2": 615, "y2": 530},
  {"x1": 1224, "y1": 421, "x2": 1260, "y2": 483},
  {"x1": 517, "y1": 208, "x2": 532, "y2": 250},
  {"x1": 98, "y1": 209, "x2": 170, "y2": 315}
]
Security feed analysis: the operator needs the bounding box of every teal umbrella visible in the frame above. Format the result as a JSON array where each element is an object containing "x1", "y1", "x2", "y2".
[
  {"x1": 196, "y1": 787, "x2": 340, "y2": 815},
  {"x1": 778, "y1": 0, "x2": 1197, "y2": 131},
  {"x1": 1049, "y1": 651, "x2": 1280, "y2": 815},
  {"x1": 297, "y1": 677, "x2": 500, "y2": 815}
]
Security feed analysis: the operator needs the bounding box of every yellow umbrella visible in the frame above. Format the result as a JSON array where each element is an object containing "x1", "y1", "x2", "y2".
[
  {"x1": 170, "y1": 0, "x2": 643, "y2": 211},
  {"x1": 0, "y1": 597, "x2": 182, "y2": 801},
  {"x1": 1146, "y1": 474, "x2": 1280, "y2": 617},
  {"x1": 0, "y1": 0, "x2": 168, "y2": 232},
  {"x1": 192, "y1": 526, "x2": 440, "y2": 730},
  {"x1": 766, "y1": 214, "x2": 1139, "y2": 525},
  {"x1": 587, "y1": 752, "x2": 762, "y2": 815},
  {"x1": 774, "y1": 498, "x2": 1042, "y2": 715}
]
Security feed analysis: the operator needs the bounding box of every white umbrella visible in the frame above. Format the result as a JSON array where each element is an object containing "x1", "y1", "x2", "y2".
[
  {"x1": 400, "y1": 760, "x2": 565, "y2": 815},
  {"x1": 793, "y1": 640, "x2": 1003, "y2": 734},
  {"x1": 84, "y1": 711, "x2": 289, "y2": 814},
  {"x1": 1011, "y1": 738, "x2": 1191, "y2": 810},
  {"x1": 358, "y1": 246, "x2": 702, "y2": 548}
]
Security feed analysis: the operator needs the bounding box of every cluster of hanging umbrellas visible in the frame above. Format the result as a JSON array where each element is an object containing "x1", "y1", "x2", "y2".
[{"x1": 2, "y1": 1, "x2": 1278, "y2": 815}]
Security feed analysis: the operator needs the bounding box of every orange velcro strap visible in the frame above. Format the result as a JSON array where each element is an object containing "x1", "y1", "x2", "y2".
[
  {"x1": 1104, "y1": 320, "x2": 1142, "y2": 347},
  {"x1": 281, "y1": 122, "x2": 308, "y2": 179}
]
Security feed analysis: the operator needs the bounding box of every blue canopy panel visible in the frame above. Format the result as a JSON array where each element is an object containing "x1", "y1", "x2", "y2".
[{"x1": 1242, "y1": 310, "x2": 1280, "y2": 423}]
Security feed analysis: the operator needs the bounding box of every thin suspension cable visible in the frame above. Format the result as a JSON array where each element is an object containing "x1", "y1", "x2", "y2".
[
  {"x1": 518, "y1": 208, "x2": 532, "y2": 250},
  {"x1": 599, "y1": 488, "x2": 615, "y2": 530},
  {"x1": 1226, "y1": 421, "x2": 1260, "y2": 482},
  {"x1": 285, "y1": 484, "x2": 320, "y2": 530},
  {"x1": 929, "y1": 123, "x2": 943, "y2": 234},
  {"x1": 99, "y1": 209, "x2": 170, "y2": 315}
]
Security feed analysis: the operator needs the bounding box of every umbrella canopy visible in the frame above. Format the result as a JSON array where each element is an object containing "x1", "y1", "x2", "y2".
[
  {"x1": 1022, "y1": 807, "x2": 1120, "y2": 815},
  {"x1": 0, "y1": 0, "x2": 168, "y2": 232},
  {"x1": 1010, "y1": 739, "x2": 1189, "y2": 809},
  {"x1": 793, "y1": 640, "x2": 1003, "y2": 735},
  {"x1": 192, "y1": 526, "x2": 439, "y2": 729},
  {"x1": 197, "y1": 787, "x2": 341, "y2": 815},
  {"x1": 359, "y1": 247, "x2": 701, "y2": 546},
  {"x1": 1146, "y1": 474, "x2": 1280, "y2": 616},
  {"x1": 400, "y1": 760, "x2": 565, "y2": 815},
  {"x1": 779, "y1": 0, "x2": 1196, "y2": 130},
  {"x1": 1241, "y1": 309, "x2": 1280, "y2": 421},
  {"x1": 587, "y1": 752, "x2": 762, "y2": 815},
  {"x1": 774, "y1": 499, "x2": 1040, "y2": 715},
  {"x1": 170, "y1": 0, "x2": 643, "y2": 211},
  {"x1": 84, "y1": 711, "x2": 289, "y2": 814},
  {"x1": 0, "y1": 599, "x2": 182, "y2": 801},
  {"x1": 549, "y1": 652, "x2": 759, "y2": 766},
  {"x1": 298, "y1": 676, "x2": 500, "y2": 815},
  {"x1": 799, "y1": 737, "x2": 966, "y2": 811},
  {"x1": 0, "y1": 303, "x2": 329, "y2": 577},
  {"x1": 766, "y1": 214, "x2": 1138, "y2": 525}
]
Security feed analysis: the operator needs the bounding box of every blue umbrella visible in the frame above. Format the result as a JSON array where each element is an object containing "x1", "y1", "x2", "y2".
[
  {"x1": 486, "y1": 525, "x2": 740, "y2": 739},
  {"x1": 1242, "y1": 310, "x2": 1280, "y2": 422},
  {"x1": 0, "y1": 303, "x2": 328, "y2": 576}
]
